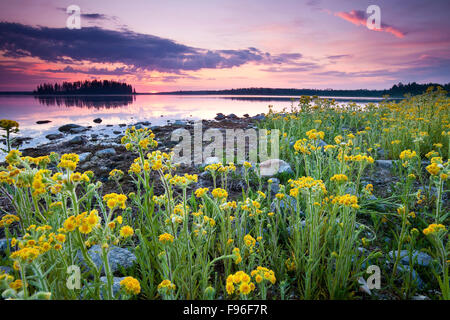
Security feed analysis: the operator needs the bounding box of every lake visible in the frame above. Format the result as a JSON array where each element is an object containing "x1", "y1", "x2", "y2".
[{"x1": 0, "y1": 94, "x2": 381, "y2": 158}]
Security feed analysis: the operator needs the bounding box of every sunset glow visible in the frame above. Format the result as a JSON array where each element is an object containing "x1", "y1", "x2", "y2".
[{"x1": 0, "y1": 0, "x2": 449, "y2": 92}]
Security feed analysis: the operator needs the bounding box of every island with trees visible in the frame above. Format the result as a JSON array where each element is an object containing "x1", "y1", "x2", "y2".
[{"x1": 33, "y1": 80, "x2": 135, "y2": 95}]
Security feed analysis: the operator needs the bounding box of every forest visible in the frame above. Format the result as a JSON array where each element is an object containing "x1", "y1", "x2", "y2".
[{"x1": 33, "y1": 80, "x2": 135, "y2": 95}]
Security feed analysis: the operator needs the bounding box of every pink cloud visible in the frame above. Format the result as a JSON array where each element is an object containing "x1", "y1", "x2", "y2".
[{"x1": 335, "y1": 10, "x2": 405, "y2": 38}]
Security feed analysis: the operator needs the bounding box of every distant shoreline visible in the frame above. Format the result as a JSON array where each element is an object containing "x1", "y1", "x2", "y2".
[{"x1": 0, "y1": 92, "x2": 404, "y2": 100}]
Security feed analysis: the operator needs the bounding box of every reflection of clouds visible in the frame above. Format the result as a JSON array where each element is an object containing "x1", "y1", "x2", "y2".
[{"x1": 1, "y1": 94, "x2": 369, "y2": 148}]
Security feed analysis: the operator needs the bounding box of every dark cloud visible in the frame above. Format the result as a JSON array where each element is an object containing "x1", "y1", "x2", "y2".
[
  {"x1": 44, "y1": 66, "x2": 134, "y2": 76},
  {"x1": 327, "y1": 54, "x2": 352, "y2": 60},
  {"x1": 0, "y1": 22, "x2": 303, "y2": 73},
  {"x1": 335, "y1": 10, "x2": 405, "y2": 38},
  {"x1": 80, "y1": 13, "x2": 108, "y2": 20},
  {"x1": 57, "y1": 7, "x2": 109, "y2": 20}
]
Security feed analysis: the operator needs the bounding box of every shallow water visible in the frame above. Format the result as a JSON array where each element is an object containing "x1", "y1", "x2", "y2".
[{"x1": 0, "y1": 94, "x2": 375, "y2": 160}]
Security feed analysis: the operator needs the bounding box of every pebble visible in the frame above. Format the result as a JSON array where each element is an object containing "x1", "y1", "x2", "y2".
[
  {"x1": 259, "y1": 159, "x2": 293, "y2": 177},
  {"x1": 76, "y1": 245, "x2": 136, "y2": 275},
  {"x1": 95, "y1": 148, "x2": 117, "y2": 157}
]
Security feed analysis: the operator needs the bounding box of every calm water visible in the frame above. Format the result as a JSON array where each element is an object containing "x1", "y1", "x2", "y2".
[{"x1": 0, "y1": 94, "x2": 379, "y2": 159}]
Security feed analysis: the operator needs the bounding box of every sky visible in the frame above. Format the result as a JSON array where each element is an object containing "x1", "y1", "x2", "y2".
[{"x1": 0, "y1": 0, "x2": 449, "y2": 92}]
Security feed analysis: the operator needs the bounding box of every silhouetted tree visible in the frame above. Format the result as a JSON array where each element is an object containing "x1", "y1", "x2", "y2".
[{"x1": 34, "y1": 80, "x2": 134, "y2": 94}]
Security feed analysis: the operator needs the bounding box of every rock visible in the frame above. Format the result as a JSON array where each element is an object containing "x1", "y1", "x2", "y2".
[
  {"x1": 113, "y1": 131, "x2": 121, "y2": 135},
  {"x1": 388, "y1": 250, "x2": 433, "y2": 267},
  {"x1": 106, "y1": 124, "x2": 113, "y2": 127},
  {"x1": 78, "y1": 152, "x2": 92, "y2": 163},
  {"x1": 11, "y1": 137, "x2": 32, "y2": 147},
  {"x1": 174, "y1": 120, "x2": 187, "y2": 126},
  {"x1": 0, "y1": 238, "x2": 8, "y2": 254},
  {"x1": 135, "y1": 121, "x2": 151, "y2": 126},
  {"x1": 226, "y1": 113, "x2": 238, "y2": 119},
  {"x1": 375, "y1": 160, "x2": 394, "y2": 170},
  {"x1": 268, "y1": 178, "x2": 280, "y2": 195},
  {"x1": 396, "y1": 265, "x2": 424, "y2": 289},
  {"x1": 203, "y1": 157, "x2": 221, "y2": 166},
  {"x1": 76, "y1": 245, "x2": 136, "y2": 275},
  {"x1": 95, "y1": 148, "x2": 116, "y2": 157},
  {"x1": 93, "y1": 118, "x2": 102, "y2": 124},
  {"x1": 58, "y1": 124, "x2": 88, "y2": 134},
  {"x1": 46, "y1": 133, "x2": 64, "y2": 140},
  {"x1": 259, "y1": 159, "x2": 293, "y2": 177},
  {"x1": 100, "y1": 276, "x2": 125, "y2": 297},
  {"x1": 412, "y1": 295, "x2": 430, "y2": 300},
  {"x1": 214, "y1": 113, "x2": 226, "y2": 121},
  {"x1": 377, "y1": 148, "x2": 386, "y2": 159},
  {"x1": 67, "y1": 136, "x2": 87, "y2": 145},
  {"x1": 81, "y1": 276, "x2": 125, "y2": 299},
  {"x1": 252, "y1": 114, "x2": 266, "y2": 121},
  {"x1": 119, "y1": 124, "x2": 127, "y2": 128},
  {"x1": 99, "y1": 166, "x2": 109, "y2": 172},
  {"x1": 417, "y1": 186, "x2": 441, "y2": 200},
  {"x1": 243, "y1": 114, "x2": 250, "y2": 118},
  {"x1": 36, "y1": 120, "x2": 51, "y2": 124}
]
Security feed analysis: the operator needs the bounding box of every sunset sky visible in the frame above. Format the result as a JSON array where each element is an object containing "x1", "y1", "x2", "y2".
[{"x1": 0, "y1": 0, "x2": 449, "y2": 92}]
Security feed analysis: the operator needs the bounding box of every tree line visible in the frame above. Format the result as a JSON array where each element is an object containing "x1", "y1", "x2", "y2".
[
  {"x1": 34, "y1": 80, "x2": 135, "y2": 94},
  {"x1": 159, "y1": 82, "x2": 450, "y2": 97}
]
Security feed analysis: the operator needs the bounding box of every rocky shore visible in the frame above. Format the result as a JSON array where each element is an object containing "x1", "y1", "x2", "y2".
[{"x1": 2, "y1": 113, "x2": 266, "y2": 194}]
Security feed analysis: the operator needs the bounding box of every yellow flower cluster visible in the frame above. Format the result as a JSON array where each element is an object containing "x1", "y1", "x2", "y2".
[
  {"x1": 306, "y1": 129, "x2": 325, "y2": 140},
  {"x1": 426, "y1": 161, "x2": 443, "y2": 176},
  {"x1": 251, "y1": 266, "x2": 276, "y2": 285},
  {"x1": 244, "y1": 234, "x2": 256, "y2": 248},
  {"x1": 10, "y1": 247, "x2": 41, "y2": 263},
  {"x1": 157, "y1": 279, "x2": 176, "y2": 292},
  {"x1": 399, "y1": 149, "x2": 417, "y2": 160},
  {"x1": 194, "y1": 187, "x2": 209, "y2": 198},
  {"x1": 211, "y1": 188, "x2": 228, "y2": 199},
  {"x1": 58, "y1": 153, "x2": 79, "y2": 171},
  {"x1": 121, "y1": 126, "x2": 157, "y2": 151},
  {"x1": 120, "y1": 276, "x2": 141, "y2": 295},
  {"x1": 21, "y1": 155, "x2": 51, "y2": 167},
  {"x1": 226, "y1": 271, "x2": 255, "y2": 295},
  {"x1": 232, "y1": 247, "x2": 242, "y2": 264},
  {"x1": 0, "y1": 119, "x2": 19, "y2": 130},
  {"x1": 103, "y1": 193, "x2": 127, "y2": 210},
  {"x1": 289, "y1": 176, "x2": 327, "y2": 196},
  {"x1": 330, "y1": 174, "x2": 348, "y2": 183},
  {"x1": 423, "y1": 224, "x2": 446, "y2": 236},
  {"x1": 5, "y1": 149, "x2": 21, "y2": 165},
  {"x1": 159, "y1": 233, "x2": 174, "y2": 244},
  {"x1": 109, "y1": 169, "x2": 124, "y2": 178},
  {"x1": 169, "y1": 173, "x2": 198, "y2": 187},
  {"x1": 63, "y1": 210, "x2": 100, "y2": 234},
  {"x1": 331, "y1": 194, "x2": 359, "y2": 209},
  {"x1": 342, "y1": 154, "x2": 374, "y2": 164},
  {"x1": 0, "y1": 214, "x2": 20, "y2": 228},
  {"x1": 119, "y1": 226, "x2": 134, "y2": 238}
]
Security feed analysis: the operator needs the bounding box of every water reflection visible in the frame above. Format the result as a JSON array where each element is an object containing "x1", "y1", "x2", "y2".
[{"x1": 34, "y1": 95, "x2": 136, "y2": 108}]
